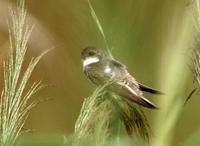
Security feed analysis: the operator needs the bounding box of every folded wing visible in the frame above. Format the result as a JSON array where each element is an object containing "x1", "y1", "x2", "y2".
[{"x1": 109, "y1": 75, "x2": 157, "y2": 109}]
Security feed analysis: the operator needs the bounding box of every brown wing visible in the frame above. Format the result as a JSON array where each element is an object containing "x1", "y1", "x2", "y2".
[{"x1": 109, "y1": 74, "x2": 157, "y2": 109}]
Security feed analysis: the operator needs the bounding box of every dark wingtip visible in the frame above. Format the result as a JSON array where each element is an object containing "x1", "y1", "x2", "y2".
[
  {"x1": 148, "y1": 104, "x2": 159, "y2": 110},
  {"x1": 144, "y1": 101, "x2": 159, "y2": 110},
  {"x1": 139, "y1": 83, "x2": 164, "y2": 95},
  {"x1": 124, "y1": 92, "x2": 159, "y2": 110},
  {"x1": 139, "y1": 96, "x2": 159, "y2": 109}
]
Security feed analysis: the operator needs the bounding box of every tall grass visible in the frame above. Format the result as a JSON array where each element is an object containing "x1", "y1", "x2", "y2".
[
  {"x1": 74, "y1": 82, "x2": 113, "y2": 146},
  {"x1": 151, "y1": 1, "x2": 200, "y2": 146},
  {"x1": 2, "y1": 1, "x2": 200, "y2": 146},
  {"x1": 87, "y1": 0, "x2": 112, "y2": 58},
  {"x1": 0, "y1": 0, "x2": 47, "y2": 145},
  {"x1": 74, "y1": 1, "x2": 200, "y2": 146},
  {"x1": 74, "y1": 1, "x2": 151, "y2": 146},
  {"x1": 74, "y1": 80, "x2": 150, "y2": 146}
]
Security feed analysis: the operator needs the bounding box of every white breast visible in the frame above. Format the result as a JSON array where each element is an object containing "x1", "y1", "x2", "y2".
[
  {"x1": 104, "y1": 65, "x2": 111, "y2": 73},
  {"x1": 83, "y1": 57, "x2": 100, "y2": 67}
]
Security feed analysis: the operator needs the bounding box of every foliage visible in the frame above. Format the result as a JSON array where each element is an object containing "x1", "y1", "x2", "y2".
[{"x1": 0, "y1": 0, "x2": 47, "y2": 145}]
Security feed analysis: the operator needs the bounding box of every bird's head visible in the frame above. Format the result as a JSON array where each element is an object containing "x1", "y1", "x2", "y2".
[{"x1": 81, "y1": 47, "x2": 103, "y2": 67}]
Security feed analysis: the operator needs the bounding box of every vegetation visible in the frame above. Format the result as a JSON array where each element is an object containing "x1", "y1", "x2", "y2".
[
  {"x1": 0, "y1": 0, "x2": 47, "y2": 145},
  {"x1": 0, "y1": 0, "x2": 200, "y2": 146}
]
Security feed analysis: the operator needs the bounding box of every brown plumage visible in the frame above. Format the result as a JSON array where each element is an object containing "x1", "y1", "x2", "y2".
[{"x1": 81, "y1": 47, "x2": 161, "y2": 109}]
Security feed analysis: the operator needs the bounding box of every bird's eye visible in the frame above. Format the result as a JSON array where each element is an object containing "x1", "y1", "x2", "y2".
[{"x1": 88, "y1": 52, "x2": 95, "y2": 56}]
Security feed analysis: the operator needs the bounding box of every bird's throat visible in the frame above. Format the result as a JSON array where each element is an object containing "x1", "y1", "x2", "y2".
[{"x1": 83, "y1": 57, "x2": 100, "y2": 67}]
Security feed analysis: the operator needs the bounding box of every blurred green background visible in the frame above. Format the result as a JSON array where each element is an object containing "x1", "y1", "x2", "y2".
[{"x1": 0, "y1": 0, "x2": 199, "y2": 145}]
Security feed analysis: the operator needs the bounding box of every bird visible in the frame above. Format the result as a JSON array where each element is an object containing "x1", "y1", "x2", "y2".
[{"x1": 81, "y1": 47, "x2": 162, "y2": 109}]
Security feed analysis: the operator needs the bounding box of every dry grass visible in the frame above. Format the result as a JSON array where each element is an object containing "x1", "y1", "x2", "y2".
[{"x1": 0, "y1": 1, "x2": 48, "y2": 145}]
